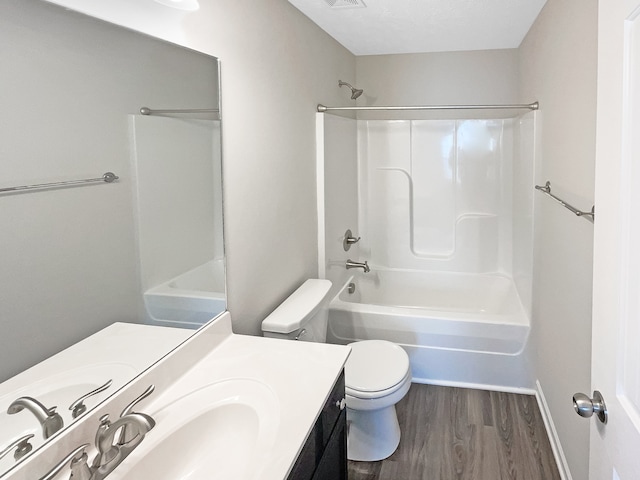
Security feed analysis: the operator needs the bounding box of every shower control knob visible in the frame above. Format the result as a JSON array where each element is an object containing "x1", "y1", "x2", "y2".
[
  {"x1": 343, "y1": 229, "x2": 361, "y2": 251},
  {"x1": 335, "y1": 398, "x2": 346, "y2": 410},
  {"x1": 572, "y1": 390, "x2": 607, "y2": 424}
]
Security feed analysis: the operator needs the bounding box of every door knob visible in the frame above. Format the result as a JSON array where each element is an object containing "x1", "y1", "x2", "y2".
[{"x1": 572, "y1": 390, "x2": 607, "y2": 424}]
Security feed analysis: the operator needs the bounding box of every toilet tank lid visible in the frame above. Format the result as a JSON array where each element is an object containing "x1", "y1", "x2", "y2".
[{"x1": 261, "y1": 279, "x2": 332, "y2": 334}]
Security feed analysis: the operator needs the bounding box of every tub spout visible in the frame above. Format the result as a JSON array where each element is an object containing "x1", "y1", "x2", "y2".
[{"x1": 346, "y1": 259, "x2": 370, "y2": 273}]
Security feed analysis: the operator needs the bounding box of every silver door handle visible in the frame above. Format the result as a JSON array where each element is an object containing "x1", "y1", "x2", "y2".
[{"x1": 573, "y1": 390, "x2": 607, "y2": 424}]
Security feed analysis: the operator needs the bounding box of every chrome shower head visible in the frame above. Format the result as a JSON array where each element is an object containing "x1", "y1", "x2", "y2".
[{"x1": 339, "y1": 80, "x2": 363, "y2": 100}]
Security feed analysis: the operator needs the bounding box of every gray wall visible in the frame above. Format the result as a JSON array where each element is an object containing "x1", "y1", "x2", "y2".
[
  {"x1": 519, "y1": 0, "x2": 598, "y2": 478},
  {"x1": 201, "y1": 2, "x2": 356, "y2": 335},
  {"x1": 0, "y1": 0, "x2": 218, "y2": 381},
  {"x1": 319, "y1": 114, "x2": 359, "y2": 296},
  {"x1": 356, "y1": 49, "x2": 520, "y2": 108}
]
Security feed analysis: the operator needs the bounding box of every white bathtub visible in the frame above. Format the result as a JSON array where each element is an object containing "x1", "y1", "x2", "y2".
[
  {"x1": 327, "y1": 270, "x2": 533, "y2": 390},
  {"x1": 144, "y1": 259, "x2": 226, "y2": 329}
]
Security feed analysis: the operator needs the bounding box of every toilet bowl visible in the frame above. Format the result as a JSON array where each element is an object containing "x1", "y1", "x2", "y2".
[
  {"x1": 261, "y1": 279, "x2": 411, "y2": 461},
  {"x1": 344, "y1": 340, "x2": 411, "y2": 461}
]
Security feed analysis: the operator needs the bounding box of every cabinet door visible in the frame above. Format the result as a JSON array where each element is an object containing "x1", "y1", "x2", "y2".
[
  {"x1": 312, "y1": 410, "x2": 347, "y2": 480},
  {"x1": 287, "y1": 427, "x2": 320, "y2": 480},
  {"x1": 287, "y1": 371, "x2": 346, "y2": 480}
]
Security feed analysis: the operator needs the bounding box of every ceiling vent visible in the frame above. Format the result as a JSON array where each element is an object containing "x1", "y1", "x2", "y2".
[{"x1": 324, "y1": 0, "x2": 366, "y2": 8}]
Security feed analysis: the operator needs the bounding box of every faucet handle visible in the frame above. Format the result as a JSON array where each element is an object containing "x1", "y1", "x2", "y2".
[
  {"x1": 343, "y1": 229, "x2": 361, "y2": 251},
  {"x1": 39, "y1": 444, "x2": 89, "y2": 480},
  {"x1": 69, "y1": 448, "x2": 92, "y2": 480},
  {"x1": 0, "y1": 434, "x2": 34, "y2": 462},
  {"x1": 94, "y1": 414, "x2": 111, "y2": 450},
  {"x1": 93, "y1": 414, "x2": 118, "y2": 468},
  {"x1": 120, "y1": 385, "x2": 155, "y2": 418},
  {"x1": 69, "y1": 379, "x2": 113, "y2": 419}
]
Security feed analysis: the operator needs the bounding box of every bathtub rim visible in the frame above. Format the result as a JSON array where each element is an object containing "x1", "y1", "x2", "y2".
[
  {"x1": 331, "y1": 272, "x2": 531, "y2": 327},
  {"x1": 327, "y1": 273, "x2": 531, "y2": 356}
]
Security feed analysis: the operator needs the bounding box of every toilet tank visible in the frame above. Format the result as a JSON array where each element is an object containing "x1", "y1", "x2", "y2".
[{"x1": 261, "y1": 279, "x2": 332, "y2": 342}]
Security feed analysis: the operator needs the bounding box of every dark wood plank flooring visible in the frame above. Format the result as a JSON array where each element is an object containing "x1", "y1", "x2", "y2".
[{"x1": 348, "y1": 384, "x2": 561, "y2": 480}]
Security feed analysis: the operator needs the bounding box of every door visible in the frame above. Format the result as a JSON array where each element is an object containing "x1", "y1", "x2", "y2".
[{"x1": 590, "y1": 0, "x2": 640, "y2": 478}]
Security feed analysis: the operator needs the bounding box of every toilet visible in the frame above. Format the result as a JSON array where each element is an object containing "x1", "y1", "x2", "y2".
[{"x1": 261, "y1": 279, "x2": 411, "y2": 461}]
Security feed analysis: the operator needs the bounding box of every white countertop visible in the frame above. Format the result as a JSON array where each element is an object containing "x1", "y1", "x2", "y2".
[{"x1": 109, "y1": 332, "x2": 351, "y2": 480}]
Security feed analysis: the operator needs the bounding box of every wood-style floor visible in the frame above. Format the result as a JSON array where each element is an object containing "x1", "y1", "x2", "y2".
[{"x1": 348, "y1": 384, "x2": 561, "y2": 480}]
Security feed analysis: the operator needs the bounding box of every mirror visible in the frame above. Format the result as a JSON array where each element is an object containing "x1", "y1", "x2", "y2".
[{"x1": 0, "y1": 0, "x2": 224, "y2": 472}]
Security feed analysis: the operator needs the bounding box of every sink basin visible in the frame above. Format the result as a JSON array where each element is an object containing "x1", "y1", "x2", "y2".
[{"x1": 113, "y1": 379, "x2": 280, "y2": 480}]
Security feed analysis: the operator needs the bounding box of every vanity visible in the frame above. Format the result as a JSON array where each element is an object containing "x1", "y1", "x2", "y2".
[{"x1": 3, "y1": 313, "x2": 350, "y2": 479}]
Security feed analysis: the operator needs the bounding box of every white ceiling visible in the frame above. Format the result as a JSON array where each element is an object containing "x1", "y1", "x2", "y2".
[{"x1": 287, "y1": 0, "x2": 547, "y2": 56}]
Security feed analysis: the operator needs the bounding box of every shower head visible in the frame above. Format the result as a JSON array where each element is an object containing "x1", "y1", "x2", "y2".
[{"x1": 338, "y1": 80, "x2": 363, "y2": 100}]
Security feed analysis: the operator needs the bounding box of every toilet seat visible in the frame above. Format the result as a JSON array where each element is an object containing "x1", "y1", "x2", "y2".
[
  {"x1": 347, "y1": 369, "x2": 411, "y2": 400},
  {"x1": 345, "y1": 340, "x2": 410, "y2": 399}
]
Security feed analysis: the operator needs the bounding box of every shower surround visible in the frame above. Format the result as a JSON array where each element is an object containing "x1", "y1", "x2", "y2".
[{"x1": 318, "y1": 112, "x2": 536, "y2": 390}]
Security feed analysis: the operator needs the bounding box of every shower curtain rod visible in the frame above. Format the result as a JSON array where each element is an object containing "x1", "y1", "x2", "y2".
[{"x1": 317, "y1": 101, "x2": 539, "y2": 112}]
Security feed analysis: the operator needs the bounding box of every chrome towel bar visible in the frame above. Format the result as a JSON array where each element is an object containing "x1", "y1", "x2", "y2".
[
  {"x1": 535, "y1": 181, "x2": 594, "y2": 223},
  {"x1": 0, "y1": 172, "x2": 119, "y2": 195},
  {"x1": 139, "y1": 107, "x2": 219, "y2": 115}
]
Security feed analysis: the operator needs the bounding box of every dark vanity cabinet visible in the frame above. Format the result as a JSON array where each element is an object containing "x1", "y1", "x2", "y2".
[{"x1": 287, "y1": 371, "x2": 347, "y2": 480}]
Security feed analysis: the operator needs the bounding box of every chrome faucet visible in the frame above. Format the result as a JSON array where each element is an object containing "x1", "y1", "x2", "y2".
[
  {"x1": 38, "y1": 412, "x2": 155, "y2": 480},
  {"x1": 37, "y1": 386, "x2": 156, "y2": 480},
  {"x1": 346, "y1": 259, "x2": 370, "y2": 273},
  {"x1": 7, "y1": 397, "x2": 64, "y2": 439},
  {"x1": 92, "y1": 412, "x2": 155, "y2": 471},
  {"x1": 117, "y1": 384, "x2": 155, "y2": 445}
]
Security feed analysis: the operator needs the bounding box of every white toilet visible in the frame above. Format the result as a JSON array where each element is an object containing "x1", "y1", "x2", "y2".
[{"x1": 261, "y1": 279, "x2": 411, "y2": 461}]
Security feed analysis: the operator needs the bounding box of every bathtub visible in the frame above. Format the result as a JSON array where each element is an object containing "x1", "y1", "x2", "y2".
[
  {"x1": 327, "y1": 270, "x2": 533, "y2": 390},
  {"x1": 144, "y1": 258, "x2": 226, "y2": 329}
]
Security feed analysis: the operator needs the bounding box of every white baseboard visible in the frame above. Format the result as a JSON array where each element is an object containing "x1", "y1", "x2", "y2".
[{"x1": 535, "y1": 380, "x2": 572, "y2": 480}]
